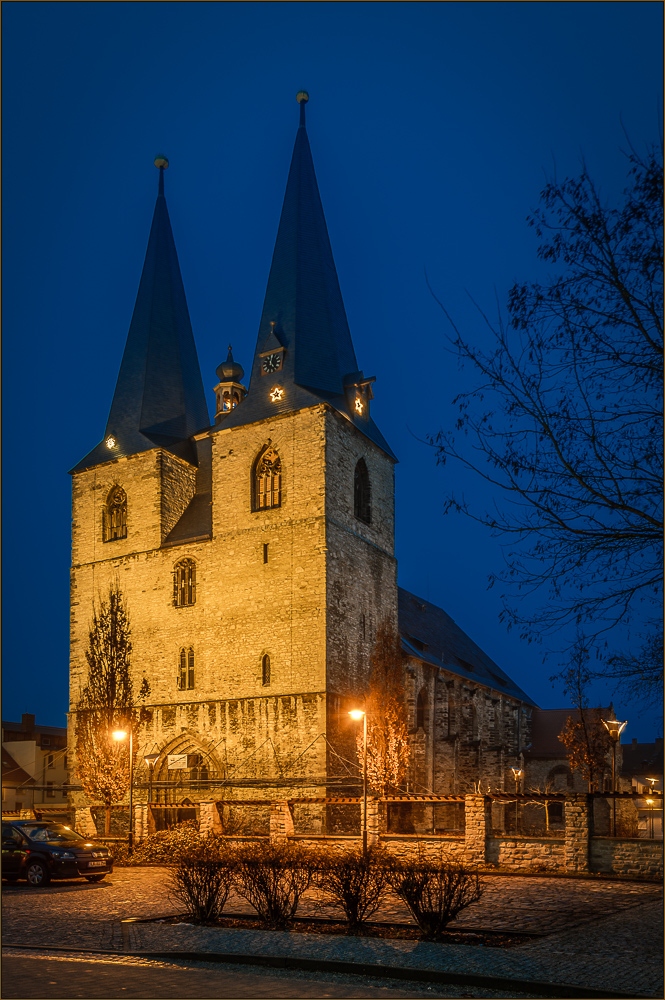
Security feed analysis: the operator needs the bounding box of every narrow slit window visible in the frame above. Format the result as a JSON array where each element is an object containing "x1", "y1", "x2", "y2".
[
  {"x1": 353, "y1": 459, "x2": 371, "y2": 524},
  {"x1": 262, "y1": 654, "x2": 271, "y2": 686},
  {"x1": 263, "y1": 543, "x2": 269, "y2": 564},
  {"x1": 187, "y1": 648, "x2": 195, "y2": 689},
  {"x1": 416, "y1": 688, "x2": 429, "y2": 731}
]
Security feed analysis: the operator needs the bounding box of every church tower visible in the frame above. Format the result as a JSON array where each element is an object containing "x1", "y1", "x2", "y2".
[{"x1": 69, "y1": 96, "x2": 397, "y2": 820}]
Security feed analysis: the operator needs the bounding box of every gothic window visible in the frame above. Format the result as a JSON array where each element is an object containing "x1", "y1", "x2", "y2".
[
  {"x1": 416, "y1": 688, "x2": 429, "y2": 731},
  {"x1": 354, "y1": 459, "x2": 371, "y2": 524},
  {"x1": 178, "y1": 648, "x2": 195, "y2": 690},
  {"x1": 262, "y1": 654, "x2": 271, "y2": 686},
  {"x1": 103, "y1": 485, "x2": 127, "y2": 542},
  {"x1": 173, "y1": 559, "x2": 196, "y2": 607},
  {"x1": 252, "y1": 445, "x2": 282, "y2": 511}
]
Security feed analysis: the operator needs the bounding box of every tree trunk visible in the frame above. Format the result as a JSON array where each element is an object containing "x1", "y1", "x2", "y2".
[{"x1": 105, "y1": 801, "x2": 112, "y2": 836}]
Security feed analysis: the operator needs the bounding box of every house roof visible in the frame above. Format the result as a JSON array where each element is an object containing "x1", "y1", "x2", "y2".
[
  {"x1": 219, "y1": 95, "x2": 396, "y2": 462},
  {"x1": 397, "y1": 587, "x2": 537, "y2": 705},
  {"x1": 1, "y1": 746, "x2": 35, "y2": 787},
  {"x1": 621, "y1": 739, "x2": 664, "y2": 778},
  {"x1": 71, "y1": 164, "x2": 209, "y2": 473},
  {"x1": 525, "y1": 707, "x2": 613, "y2": 758}
]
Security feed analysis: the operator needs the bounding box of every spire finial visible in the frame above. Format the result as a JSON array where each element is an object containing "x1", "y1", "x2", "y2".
[
  {"x1": 154, "y1": 154, "x2": 169, "y2": 196},
  {"x1": 296, "y1": 90, "x2": 309, "y2": 127}
]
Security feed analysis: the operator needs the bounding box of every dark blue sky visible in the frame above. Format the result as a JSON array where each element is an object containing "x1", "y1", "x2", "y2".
[{"x1": 3, "y1": 2, "x2": 662, "y2": 738}]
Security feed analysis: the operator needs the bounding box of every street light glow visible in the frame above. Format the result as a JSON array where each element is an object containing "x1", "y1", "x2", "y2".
[
  {"x1": 112, "y1": 729, "x2": 128, "y2": 741},
  {"x1": 349, "y1": 709, "x2": 365, "y2": 720}
]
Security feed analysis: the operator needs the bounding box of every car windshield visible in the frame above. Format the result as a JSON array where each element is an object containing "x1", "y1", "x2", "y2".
[{"x1": 21, "y1": 824, "x2": 85, "y2": 843}]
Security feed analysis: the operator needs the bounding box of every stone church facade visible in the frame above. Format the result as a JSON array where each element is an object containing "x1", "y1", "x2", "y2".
[{"x1": 68, "y1": 95, "x2": 535, "y2": 822}]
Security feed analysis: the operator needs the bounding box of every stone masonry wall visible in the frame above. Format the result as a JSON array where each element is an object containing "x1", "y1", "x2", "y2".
[
  {"x1": 590, "y1": 837, "x2": 663, "y2": 878},
  {"x1": 159, "y1": 451, "x2": 197, "y2": 541},
  {"x1": 486, "y1": 837, "x2": 565, "y2": 871},
  {"x1": 69, "y1": 403, "x2": 400, "y2": 802}
]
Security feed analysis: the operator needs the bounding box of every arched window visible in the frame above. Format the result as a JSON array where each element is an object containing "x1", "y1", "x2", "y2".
[
  {"x1": 178, "y1": 648, "x2": 195, "y2": 690},
  {"x1": 262, "y1": 654, "x2": 271, "y2": 686},
  {"x1": 416, "y1": 688, "x2": 429, "y2": 731},
  {"x1": 252, "y1": 444, "x2": 282, "y2": 511},
  {"x1": 173, "y1": 559, "x2": 196, "y2": 607},
  {"x1": 354, "y1": 459, "x2": 371, "y2": 524},
  {"x1": 103, "y1": 485, "x2": 127, "y2": 542}
]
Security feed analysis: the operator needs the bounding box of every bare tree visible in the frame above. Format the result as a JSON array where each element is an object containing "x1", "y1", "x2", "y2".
[
  {"x1": 74, "y1": 584, "x2": 149, "y2": 835},
  {"x1": 430, "y1": 145, "x2": 663, "y2": 700},
  {"x1": 358, "y1": 623, "x2": 410, "y2": 796},
  {"x1": 557, "y1": 641, "x2": 612, "y2": 792}
]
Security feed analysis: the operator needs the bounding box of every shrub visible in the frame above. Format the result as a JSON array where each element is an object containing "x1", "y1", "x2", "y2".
[
  {"x1": 388, "y1": 853, "x2": 483, "y2": 941},
  {"x1": 234, "y1": 842, "x2": 314, "y2": 929},
  {"x1": 316, "y1": 846, "x2": 391, "y2": 933},
  {"x1": 113, "y1": 820, "x2": 202, "y2": 865},
  {"x1": 168, "y1": 833, "x2": 236, "y2": 924}
]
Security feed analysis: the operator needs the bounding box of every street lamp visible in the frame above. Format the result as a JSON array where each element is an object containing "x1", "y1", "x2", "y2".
[
  {"x1": 646, "y1": 798, "x2": 655, "y2": 839},
  {"x1": 112, "y1": 727, "x2": 134, "y2": 854},
  {"x1": 143, "y1": 753, "x2": 160, "y2": 806},
  {"x1": 349, "y1": 709, "x2": 368, "y2": 854},
  {"x1": 511, "y1": 767, "x2": 523, "y2": 834},
  {"x1": 601, "y1": 718, "x2": 627, "y2": 836}
]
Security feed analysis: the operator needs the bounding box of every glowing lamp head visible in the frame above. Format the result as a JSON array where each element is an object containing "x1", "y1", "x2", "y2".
[
  {"x1": 349, "y1": 709, "x2": 365, "y2": 721},
  {"x1": 602, "y1": 718, "x2": 628, "y2": 740},
  {"x1": 111, "y1": 729, "x2": 128, "y2": 742},
  {"x1": 646, "y1": 798, "x2": 654, "y2": 806},
  {"x1": 105, "y1": 435, "x2": 116, "y2": 449}
]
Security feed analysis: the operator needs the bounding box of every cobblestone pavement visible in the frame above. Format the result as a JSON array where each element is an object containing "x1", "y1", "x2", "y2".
[
  {"x1": 2, "y1": 869, "x2": 662, "y2": 996},
  {"x1": 1, "y1": 952, "x2": 541, "y2": 998},
  {"x1": 2, "y1": 867, "x2": 660, "y2": 946}
]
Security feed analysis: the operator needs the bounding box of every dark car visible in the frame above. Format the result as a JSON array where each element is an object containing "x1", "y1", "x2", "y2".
[{"x1": 1, "y1": 821, "x2": 114, "y2": 886}]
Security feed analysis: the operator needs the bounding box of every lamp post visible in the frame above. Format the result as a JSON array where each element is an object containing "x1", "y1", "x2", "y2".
[
  {"x1": 144, "y1": 753, "x2": 160, "y2": 806},
  {"x1": 601, "y1": 718, "x2": 627, "y2": 836},
  {"x1": 112, "y1": 726, "x2": 134, "y2": 854},
  {"x1": 645, "y1": 798, "x2": 655, "y2": 839},
  {"x1": 349, "y1": 709, "x2": 368, "y2": 854},
  {"x1": 511, "y1": 767, "x2": 523, "y2": 834}
]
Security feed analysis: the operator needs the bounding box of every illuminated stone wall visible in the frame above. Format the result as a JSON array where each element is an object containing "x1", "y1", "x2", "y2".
[
  {"x1": 69, "y1": 403, "x2": 397, "y2": 806},
  {"x1": 403, "y1": 657, "x2": 530, "y2": 799}
]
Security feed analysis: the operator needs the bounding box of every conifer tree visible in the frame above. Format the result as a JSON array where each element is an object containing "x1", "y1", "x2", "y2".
[{"x1": 74, "y1": 584, "x2": 141, "y2": 835}]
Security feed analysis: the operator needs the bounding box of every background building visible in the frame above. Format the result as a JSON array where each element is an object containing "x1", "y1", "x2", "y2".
[{"x1": 2, "y1": 714, "x2": 68, "y2": 812}]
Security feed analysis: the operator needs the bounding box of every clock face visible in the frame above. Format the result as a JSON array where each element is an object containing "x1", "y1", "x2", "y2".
[{"x1": 262, "y1": 353, "x2": 282, "y2": 374}]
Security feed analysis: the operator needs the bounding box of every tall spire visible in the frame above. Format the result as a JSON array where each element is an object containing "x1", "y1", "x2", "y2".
[
  {"x1": 72, "y1": 157, "x2": 209, "y2": 472},
  {"x1": 222, "y1": 93, "x2": 395, "y2": 460}
]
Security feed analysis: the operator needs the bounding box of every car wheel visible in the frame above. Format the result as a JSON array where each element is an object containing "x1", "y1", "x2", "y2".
[
  {"x1": 85, "y1": 874, "x2": 106, "y2": 882},
  {"x1": 26, "y1": 861, "x2": 51, "y2": 887}
]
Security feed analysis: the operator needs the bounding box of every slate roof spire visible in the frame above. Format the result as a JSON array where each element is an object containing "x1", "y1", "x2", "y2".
[
  {"x1": 72, "y1": 156, "x2": 210, "y2": 473},
  {"x1": 222, "y1": 93, "x2": 395, "y2": 460}
]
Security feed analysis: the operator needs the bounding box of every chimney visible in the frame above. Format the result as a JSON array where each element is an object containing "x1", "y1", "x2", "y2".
[
  {"x1": 632, "y1": 738, "x2": 638, "y2": 745},
  {"x1": 21, "y1": 713, "x2": 35, "y2": 731}
]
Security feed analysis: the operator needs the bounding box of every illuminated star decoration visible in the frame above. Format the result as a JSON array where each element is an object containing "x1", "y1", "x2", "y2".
[
  {"x1": 105, "y1": 435, "x2": 116, "y2": 449},
  {"x1": 354, "y1": 396, "x2": 364, "y2": 414},
  {"x1": 270, "y1": 386, "x2": 284, "y2": 402}
]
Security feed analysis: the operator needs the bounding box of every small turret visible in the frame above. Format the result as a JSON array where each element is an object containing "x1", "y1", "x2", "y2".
[{"x1": 214, "y1": 345, "x2": 246, "y2": 422}]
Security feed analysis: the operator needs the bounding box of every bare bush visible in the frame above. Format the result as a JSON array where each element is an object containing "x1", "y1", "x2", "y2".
[
  {"x1": 234, "y1": 842, "x2": 314, "y2": 929},
  {"x1": 168, "y1": 833, "x2": 236, "y2": 924},
  {"x1": 388, "y1": 854, "x2": 483, "y2": 941},
  {"x1": 316, "y1": 846, "x2": 391, "y2": 933}
]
